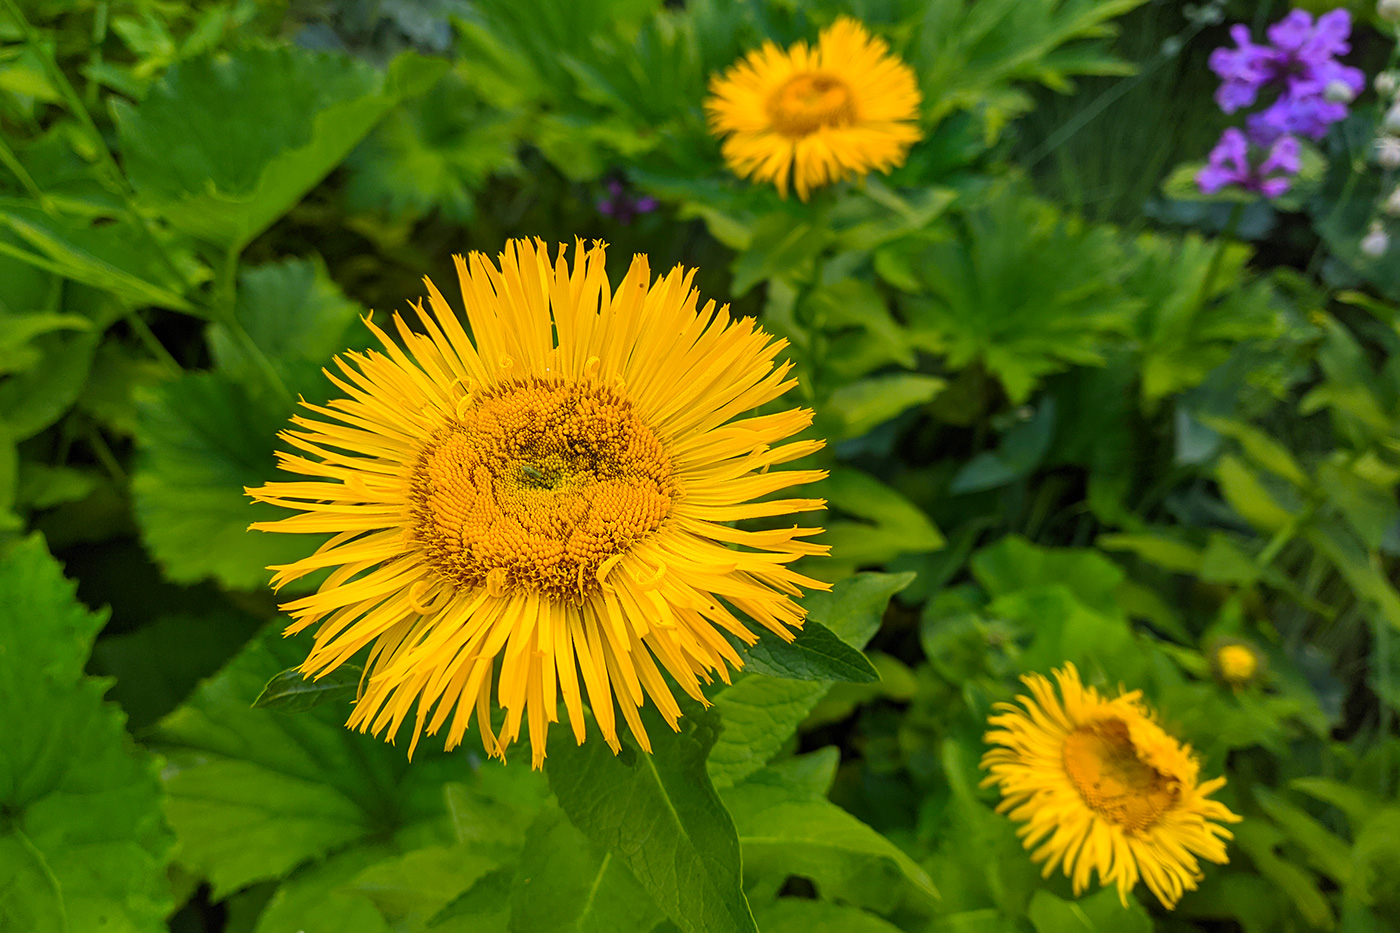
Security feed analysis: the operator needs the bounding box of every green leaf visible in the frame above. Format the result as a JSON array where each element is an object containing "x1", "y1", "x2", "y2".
[
  {"x1": 131, "y1": 370, "x2": 318, "y2": 589},
  {"x1": 347, "y1": 844, "x2": 500, "y2": 932},
  {"x1": 751, "y1": 898, "x2": 906, "y2": 933},
  {"x1": 707, "y1": 573, "x2": 912, "y2": 788},
  {"x1": 115, "y1": 47, "x2": 449, "y2": 250},
  {"x1": 152, "y1": 624, "x2": 477, "y2": 899},
  {"x1": 1027, "y1": 888, "x2": 1151, "y2": 933},
  {"x1": 730, "y1": 213, "x2": 832, "y2": 296},
  {"x1": 0, "y1": 204, "x2": 198, "y2": 311},
  {"x1": 823, "y1": 373, "x2": 944, "y2": 440},
  {"x1": 210, "y1": 258, "x2": 366, "y2": 385},
  {"x1": 0, "y1": 327, "x2": 99, "y2": 441},
  {"x1": 430, "y1": 867, "x2": 514, "y2": 932},
  {"x1": 819, "y1": 468, "x2": 945, "y2": 565},
  {"x1": 508, "y1": 804, "x2": 664, "y2": 933},
  {"x1": 253, "y1": 664, "x2": 363, "y2": 713},
  {"x1": 970, "y1": 536, "x2": 1124, "y2": 615},
  {"x1": 1216, "y1": 453, "x2": 1294, "y2": 532},
  {"x1": 546, "y1": 705, "x2": 758, "y2": 933},
  {"x1": 721, "y1": 766, "x2": 937, "y2": 913},
  {"x1": 0, "y1": 535, "x2": 173, "y2": 933},
  {"x1": 737, "y1": 620, "x2": 879, "y2": 684},
  {"x1": 89, "y1": 608, "x2": 264, "y2": 731}
]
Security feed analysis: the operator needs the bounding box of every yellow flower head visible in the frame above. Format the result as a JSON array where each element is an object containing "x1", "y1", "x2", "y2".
[
  {"x1": 705, "y1": 16, "x2": 922, "y2": 200},
  {"x1": 1211, "y1": 640, "x2": 1263, "y2": 690},
  {"x1": 248, "y1": 239, "x2": 829, "y2": 767},
  {"x1": 981, "y1": 664, "x2": 1241, "y2": 909}
]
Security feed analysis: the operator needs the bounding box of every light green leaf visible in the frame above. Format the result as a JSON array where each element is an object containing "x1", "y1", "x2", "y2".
[
  {"x1": 115, "y1": 47, "x2": 449, "y2": 250},
  {"x1": 153, "y1": 624, "x2": 471, "y2": 899},
  {"x1": 347, "y1": 844, "x2": 500, "y2": 932},
  {"x1": 131, "y1": 370, "x2": 319, "y2": 589},
  {"x1": 0, "y1": 327, "x2": 99, "y2": 441},
  {"x1": 820, "y1": 468, "x2": 944, "y2": 564},
  {"x1": 253, "y1": 664, "x2": 363, "y2": 713},
  {"x1": 737, "y1": 620, "x2": 879, "y2": 684},
  {"x1": 0, "y1": 203, "x2": 197, "y2": 310},
  {"x1": 708, "y1": 573, "x2": 912, "y2": 788},
  {"x1": 823, "y1": 373, "x2": 945, "y2": 440},
  {"x1": 546, "y1": 705, "x2": 758, "y2": 933},
  {"x1": 1216, "y1": 453, "x2": 1294, "y2": 532},
  {"x1": 971, "y1": 535, "x2": 1123, "y2": 614},
  {"x1": 721, "y1": 768, "x2": 937, "y2": 913},
  {"x1": 508, "y1": 804, "x2": 664, "y2": 933},
  {"x1": 0, "y1": 535, "x2": 173, "y2": 933}
]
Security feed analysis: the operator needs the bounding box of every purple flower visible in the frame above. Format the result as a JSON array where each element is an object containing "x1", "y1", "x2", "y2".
[
  {"x1": 1197, "y1": 129, "x2": 1301, "y2": 198},
  {"x1": 1207, "y1": 9, "x2": 1364, "y2": 143},
  {"x1": 1209, "y1": 24, "x2": 1278, "y2": 113},
  {"x1": 596, "y1": 179, "x2": 658, "y2": 225}
]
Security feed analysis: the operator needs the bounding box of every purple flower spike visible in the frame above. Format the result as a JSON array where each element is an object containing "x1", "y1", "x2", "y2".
[
  {"x1": 595, "y1": 177, "x2": 658, "y2": 225},
  {"x1": 1209, "y1": 24, "x2": 1277, "y2": 113},
  {"x1": 1197, "y1": 129, "x2": 1301, "y2": 198}
]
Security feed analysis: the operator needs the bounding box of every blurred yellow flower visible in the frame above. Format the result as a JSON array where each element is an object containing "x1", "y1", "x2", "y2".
[
  {"x1": 1212, "y1": 640, "x2": 1263, "y2": 690},
  {"x1": 981, "y1": 664, "x2": 1241, "y2": 909},
  {"x1": 705, "y1": 16, "x2": 922, "y2": 200},
  {"x1": 248, "y1": 238, "x2": 829, "y2": 767}
]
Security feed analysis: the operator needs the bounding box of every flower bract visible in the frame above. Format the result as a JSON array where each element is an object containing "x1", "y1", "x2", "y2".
[
  {"x1": 981, "y1": 664, "x2": 1241, "y2": 909},
  {"x1": 248, "y1": 238, "x2": 829, "y2": 767}
]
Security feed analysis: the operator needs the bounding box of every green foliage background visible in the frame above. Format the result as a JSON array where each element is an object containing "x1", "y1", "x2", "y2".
[{"x1": 2, "y1": 0, "x2": 1399, "y2": 931}]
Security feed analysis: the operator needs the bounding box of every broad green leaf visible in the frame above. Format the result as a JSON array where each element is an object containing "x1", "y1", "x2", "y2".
[
  {"x1": 730, "y1": 213, "x2": 832, "y2": 296},
  {"x1": 253, "y1": 664, "x2": 363, "y2": 713},
  {"x1": 546, "y1": 705, "x2": 758, "y2": 933},
  {"x1": 1254, "y1": 787, "x2": 1353, "y2": 886},
  {"x1": 708, "y1": 573, "x2": 912, "y2": 788},
  {"x1": 737, "y1": 620, "x2": 879, "y2": 684},
  {"x1": 0, "y1": 327, "x2": 99, "y2": 440},
  {"x1": 823, "y1": 373, "x2": 944, "y2": 440},
  {"x1": 751, "y1": 898, "x2": 905, "y2": 933},
  {"x1": 209, "y1": 258, "x2": 367, "y2": 387},
  {"x1": 1096, "y1": 532, "x2": 1202, "y2": 574},
  {"x1": 153, "y1": 624, "x2": 471, "y2": 898},
  {"x1": 508, "y1": 804, "x2": 664, "y2": 933},
  {"x1": 347, "y1": 844, "x2": 500, "y2": 932},
  {"x1": 0, "y1": 535, "x2": 172, "y2": 933},
  {"x1": 89, "y1": 608, "x2": 264, "y2": 731},
  {"x1": 1027, "y1": 888, "x2": 1151, "y2": 933},
  {"x1": 1198, "y1": 415, "x2": 1309, "y2": 489},
  {"x1": 721, "y1": 767, "x2": 937, "y2": 913},
  {"x1": 429, "y1": 868, "x2": 514, "y2": 932},
  {"x1": 252, "y1": 846, "x2": 394, "y2": 933},
  {"x1": 0, "y1": 311, "x2": 89, "y2": 374},
  {"x1": 115, "y1": 47, "x2": 448, "y2": 250},
  {"x1": 949, "y1": 399, "x2": 1056, "y2": 494},
  {"x1": 819, "y1": 468, "x2": 944, "y2": 565},
  {"x1": 131, "y1": 370, "x2": 318, "y2": 589}
]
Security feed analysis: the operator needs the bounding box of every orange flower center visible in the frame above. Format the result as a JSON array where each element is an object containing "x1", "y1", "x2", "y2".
[
  {"x1": 767, "y1": 72, "x2": 857, "y2": 137},
  {"x1": 409, "y1": 376, "x2": 677, "y2": 601},
  {"x1": 1062, "y1": 718, "x2": 1180, "y2": 833}
]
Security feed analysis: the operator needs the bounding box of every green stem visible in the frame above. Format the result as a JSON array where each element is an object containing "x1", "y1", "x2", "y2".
[
  {"x1": 0, "y1": 134, "x2": 50, "y2": 209},
  {"x1": 122, "y1": 308, "x2": 182, "y2": 376},
  {"x1": 1196, "y1": 201, "x2": 1244, "y2": 311},
  {"x1": 215, "y1": 247, "x2": 293, "y2": 408},
  {"x1": 85, "y1": 422, "x2": 126, "y2": 484}
]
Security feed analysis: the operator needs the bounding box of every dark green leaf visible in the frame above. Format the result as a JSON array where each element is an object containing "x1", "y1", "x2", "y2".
[
  {"x1": 253, "y1": 664, "x2": 363, "y2": 713},
  {"x1": 737, "y1": 620, "x2": 879, "y2": 684},
  {"x1": 546, "y1": 705, "x2": 758, "y2": 933}
]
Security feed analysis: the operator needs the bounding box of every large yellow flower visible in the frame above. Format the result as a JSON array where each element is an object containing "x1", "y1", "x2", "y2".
[
  {"x1": 248, "y1": 239, "x2": 829, "y2": 767},
  {"x1": 705, "y1": 16, "x2": 922, "y2": 200},
  {"x1": 981, "y1": 664, "x2": 1241, "y2": 909}
]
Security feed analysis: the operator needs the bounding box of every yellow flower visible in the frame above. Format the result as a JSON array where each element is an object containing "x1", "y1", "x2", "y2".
[
  {"x1": 705, "y1": 16, "x2": 922, "y2": 200},
  {"x1": 1211, "y1": 640, "x2": 1263, "y2": 690},
  {"x1": 981, "y1": 664, "x2": 1241, "y2": 909},
  {"x1": 248, "y1": 239, "x2": 829, "y2": 767}
]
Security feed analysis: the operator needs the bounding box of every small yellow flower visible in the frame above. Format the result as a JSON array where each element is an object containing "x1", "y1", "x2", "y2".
[
  {"x1": 981, "y1": 664, "x2": 1241, "y2": 909},
  {"x1": 1211, "y1": 640, "x2": 1263, "y2": 690},
  {"x1": 705, "y1": 16, "x2": 922, "y2": 200},
  {"x1": 247, "y1": 239, "x2": 830, "y2": 767}
]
